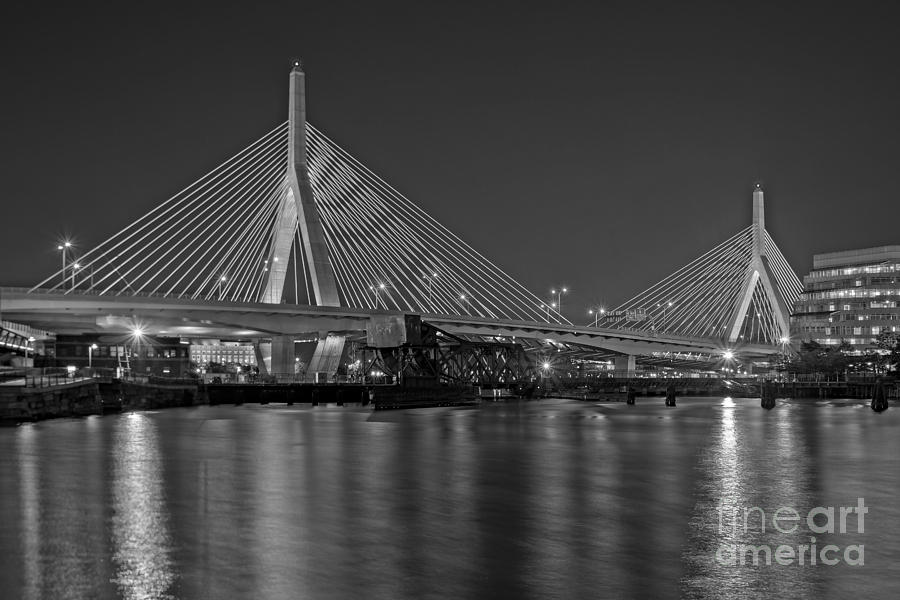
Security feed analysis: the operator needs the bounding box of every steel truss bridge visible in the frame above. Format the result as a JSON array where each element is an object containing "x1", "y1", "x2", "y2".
[{"x1": 3, "y1": 61, "x2": 802, "y2": 377}]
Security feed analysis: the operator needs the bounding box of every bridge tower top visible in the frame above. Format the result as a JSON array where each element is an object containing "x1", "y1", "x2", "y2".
[
  {"x1": 752, "y1": 182, "x2": 765, "y2": 238},
  {"x1": 288, "y1": 59, "x2": 309, "y2": 177}
]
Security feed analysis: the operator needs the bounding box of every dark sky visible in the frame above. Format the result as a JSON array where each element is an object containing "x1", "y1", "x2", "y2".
[{"x1": 2, "y1": 1, "x2": 899, "y2": 320}]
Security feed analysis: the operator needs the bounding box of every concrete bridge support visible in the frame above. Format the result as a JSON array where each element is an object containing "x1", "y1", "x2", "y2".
[
  {"x1": 614, "y1": 355, "x2": 636, "y2": 376},
  {"x1": 270, "y1": 335, "x2": 297, "y2": 379}
]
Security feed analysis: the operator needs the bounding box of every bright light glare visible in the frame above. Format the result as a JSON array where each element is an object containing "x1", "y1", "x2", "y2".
[
  {"x1": 542, "y1": 362, "x2": 550, "y2": 370},
  {"x1": 723, "y1": 350, "x2": 734, "y2": 360}
]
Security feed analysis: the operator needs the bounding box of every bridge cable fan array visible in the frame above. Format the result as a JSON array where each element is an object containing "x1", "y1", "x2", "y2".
[{"x1": 33, "y1": 122, "x2": 567, "y2": 325}]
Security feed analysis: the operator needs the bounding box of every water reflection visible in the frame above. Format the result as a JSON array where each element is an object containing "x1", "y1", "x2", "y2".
[
  {"x1": 0, "y1": 399, "x2": 897, "y2": 599},
  {"x1": 110, "y1": 413, "x2": 176, "y2": 600},
  {"x1": 17, "y1": 426, "x2": 41, "y2": 600}
]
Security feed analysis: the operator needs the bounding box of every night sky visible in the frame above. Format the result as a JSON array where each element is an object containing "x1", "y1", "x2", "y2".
[{"x1": 2, "y1": 1, "x2": 899, "y2": 320}]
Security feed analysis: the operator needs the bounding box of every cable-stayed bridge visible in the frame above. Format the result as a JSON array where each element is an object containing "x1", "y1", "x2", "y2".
[{"x1": 2, "y1": 62, "x2": 802, "y2": 375}]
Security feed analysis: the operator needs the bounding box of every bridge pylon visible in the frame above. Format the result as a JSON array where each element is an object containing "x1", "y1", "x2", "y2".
[
  {"x1": 725, "y1": 184, "x2": 792, "y2": 343},
  {"x1": 609, "y1": 184, "x2": 803, "y2": 348},
  {"x1": 261, "y1": 60, "x2": 340, "y2": 307}
]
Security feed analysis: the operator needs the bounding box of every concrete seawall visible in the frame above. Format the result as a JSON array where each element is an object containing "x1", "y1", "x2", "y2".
[{"x1": 0, "y1": 380, "x2": 103, "y2": 422}]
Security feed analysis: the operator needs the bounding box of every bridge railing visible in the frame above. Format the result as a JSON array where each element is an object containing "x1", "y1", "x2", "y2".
[{"x1": 1, "y1": 370, "x2": 94, "y2": 389}]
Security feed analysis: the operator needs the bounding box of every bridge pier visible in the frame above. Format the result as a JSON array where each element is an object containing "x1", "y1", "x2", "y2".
[
  {"x1": 614, "y1": 355, "x2": 636, "y2": 376},
  {"x1": 270, "y1": 335, "x2": 297, "y2": 380}
]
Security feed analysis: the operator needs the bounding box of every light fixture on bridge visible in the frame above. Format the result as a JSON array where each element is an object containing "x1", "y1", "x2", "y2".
[
  {"x1": 550, "y1": 287, "x2": 568, "y2": 314},
  {"x1": 723, "y1": 350, "x2": 734, "y2": 361}
]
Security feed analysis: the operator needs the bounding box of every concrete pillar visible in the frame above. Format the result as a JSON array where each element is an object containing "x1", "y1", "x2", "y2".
[
  {"x1": 254, "y1": 341, "x2": 271, "y2": 375},
  {"x1": 290, "y1": 60, "x2": 340, "y2": 307},
  {"x1": 614, "y1": 355, "x2": 636, "y2": 375},
  {"x1": 270, "y1": 336, "x2": 296, "y2": 379},
  {"x1": 752, "y1": 183, "x2": 765, "y2": 249},
  {"x1": 260, "y1": 60, "x2": 340, "y2": 307}
]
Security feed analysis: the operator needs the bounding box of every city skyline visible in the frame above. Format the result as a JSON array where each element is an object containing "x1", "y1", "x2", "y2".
[{"x1": 2, "y1": 2, "x2": 899, "y2": 315}]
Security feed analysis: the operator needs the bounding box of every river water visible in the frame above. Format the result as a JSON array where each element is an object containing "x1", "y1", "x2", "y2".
[{"x1": 0, "y1": 397, "x2": 898, "y2": 599}]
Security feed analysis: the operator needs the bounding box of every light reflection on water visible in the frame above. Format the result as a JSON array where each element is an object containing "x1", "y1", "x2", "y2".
[
  {"x1": 0, "y1": 397, "x2": 897, "y2": 599},
  {"x1": 17, "y1": 426, "x2": 41, "y2": 600},
  {"x1": 110, "y1": 413, "x2": 176, "y2": 600}
]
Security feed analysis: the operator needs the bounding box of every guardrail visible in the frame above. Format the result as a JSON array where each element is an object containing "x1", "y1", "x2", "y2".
[{"x1": 1, "y1": 373, "x2": 94, "y2": 388}]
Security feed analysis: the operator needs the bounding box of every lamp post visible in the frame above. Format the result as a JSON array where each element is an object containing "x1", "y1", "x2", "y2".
[
  {"x1": 25, "y1": 336, "x2": 35, "y2": 363},
  {"x1": 550, "y1": 287, "x2": 568, "y2": 315},
  {"x1": 88, "y1": 343, "x2": 98, "y2": 368},
  {"x1": 58, "y1": 241, "x2": 72, "y2": 288},
  {"x1": 588, "y1": 306, "x2": 606, "y2": 327},
  {"x1": 459, "y1": 293, "x2": 469, "y2": 315},
  {"x1": 370, "y1": 283, "x2": 387, "y2": 309},
  {"x1": 657, "y1": 300, "x2": 674, "y2": 331}
]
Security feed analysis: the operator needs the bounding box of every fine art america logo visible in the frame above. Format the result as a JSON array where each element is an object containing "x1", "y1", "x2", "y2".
[{"x1": 715, "y1": 498, "x2": 867, "y2": 567}]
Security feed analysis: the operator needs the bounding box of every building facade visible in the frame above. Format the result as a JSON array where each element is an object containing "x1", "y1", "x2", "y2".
[
  {"x1": 54, "y1": 335, "x2": 191, "y2": 376},
  {"x1": 189, "y1": 342, "x2": 257, "y2": 369},
  {"x1": 792, "y1": 246, "x2": 900, "y2": 352}
]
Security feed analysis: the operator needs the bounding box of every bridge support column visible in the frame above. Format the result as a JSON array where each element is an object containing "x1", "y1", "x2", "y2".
[
  {"x1": 271, "y1": 336, "x2": 296, "y2": 380},
  {"x1": 614, "y1": 355, "x2": 636, "y2": 376},
  {"x1": 254, "y1": 341, "x2": 271, "y2": 376},
  {"x1": 305, "y1": 334, "x2": 346, "y2": 383}
]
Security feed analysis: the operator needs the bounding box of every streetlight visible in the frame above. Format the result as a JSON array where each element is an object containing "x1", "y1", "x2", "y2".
[
  {"x1": 779, "y1": 335, "x2": 791, "y2": 365},
  {"x1": 25, "y1": 336, "x2": 35, "y2": 362},
  {"x1": 218, "y1": 275, "x2": 227, "y2": 299},
  {"x1": 657, "y1": 300, "x2": 674, "y2": 331},
  {"x1": 550, "y1": 287, "x2": 569, "y2": 315},
  {"x1": 58, "y1": 241, "x2": 72, "y2": 288},
  {"x1": 369, "y1": 283, "x2": 387, "y2": 308},
  {"x1": 459, "y1": 293, "x2": 469, "y2": 314},
  {"x1": 88, "y1": 343, "x2": 98, "y2": 368},
  {"x1": 588, "y1": 306, "x2": 606, "y2": 327}
]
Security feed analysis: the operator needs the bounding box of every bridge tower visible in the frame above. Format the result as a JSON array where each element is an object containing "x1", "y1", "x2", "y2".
[
  {"x1": 725, "y1": 184, "x2": 791, "y2": 343},
  {"x1": 609, "y1": 183, "x2": 802, "y2": 351},
  {"x1": 261, "y1": 61, "x2": 343, "y2": 378},
  {"x1": 261, "y1": 60, "x2": 340, "y2": 306}
]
